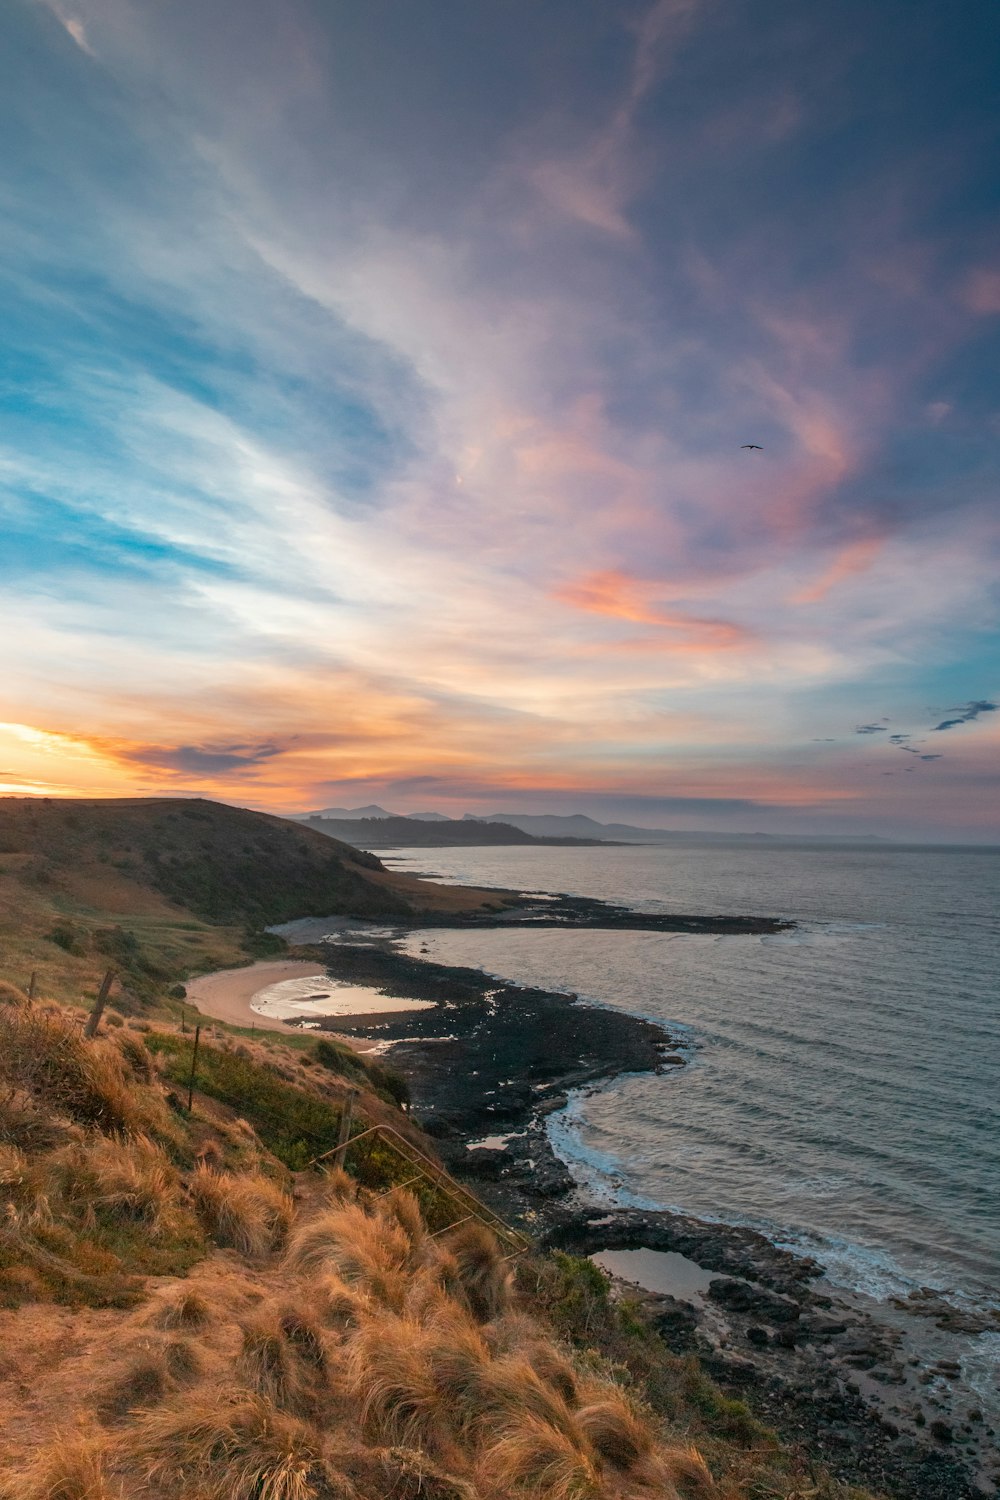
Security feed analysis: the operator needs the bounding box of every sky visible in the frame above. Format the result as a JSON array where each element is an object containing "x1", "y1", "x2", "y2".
[{"x1": 1, "y1": 0, "x2": 998, "y2": 840}]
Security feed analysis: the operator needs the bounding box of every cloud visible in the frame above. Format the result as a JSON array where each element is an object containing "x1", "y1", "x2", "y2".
[
  {"x1": 554, "y1": 570, "x2": 751, "y2": 650},
  {"x1": 854, "y1": 724, "x2": 887, "y2": 734},
  {"x1": 932, "y1": 701, "x2": 997, "y2": 731},
  {"x1": 36, "y1": 1, "x2": 95, "y2": 55},
  {"x1": 118, "y1": 742, "x2": 287, "y2": 777},
  {"x1": 790, "y1": 536, "x2": 882, "y2": 604}
]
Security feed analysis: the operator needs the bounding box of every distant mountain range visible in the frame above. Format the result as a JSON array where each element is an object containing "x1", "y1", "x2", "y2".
[
  {"x1": 299, "y1": 815, "x2": 606, "y2": 849},
  {"x1": 300, "y1": 806, "x2": 888, "y2": 845}
]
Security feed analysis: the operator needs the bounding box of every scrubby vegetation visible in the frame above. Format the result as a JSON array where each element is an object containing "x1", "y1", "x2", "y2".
[{"x1": 0, "y1": 979, "x2": 878, "y2": 1500}]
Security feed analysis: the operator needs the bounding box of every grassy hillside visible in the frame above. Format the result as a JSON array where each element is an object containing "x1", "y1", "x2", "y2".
[
  {"x1": 0, "y1": 797, "x2": 507, "y2": 1010},
  {"x1": 0, "y1": 980, "x2": 875, "y2": 1500}
]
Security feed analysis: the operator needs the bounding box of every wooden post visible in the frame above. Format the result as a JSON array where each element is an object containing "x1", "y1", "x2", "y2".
[
  {"x1": 27, "y1": 971, "x2": 37, "y2": 1003},
  {"x1": 180, "y1": 1004, "x2": 187, "y2": 1035},
  {"x1": 186, "y1": 1025, "x2": 201, "y2": 1113},
  {"x1": 332, "y1": 1088, "x2": 358, "y2": 1170},
  {"x1": 83, "y1": 970, "x2": 116, "y2": 1038}
]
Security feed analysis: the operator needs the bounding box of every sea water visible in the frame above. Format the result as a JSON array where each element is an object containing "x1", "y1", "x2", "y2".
[{"x1": 381, "y1": 842, "x2": 999, "y2": 1327}]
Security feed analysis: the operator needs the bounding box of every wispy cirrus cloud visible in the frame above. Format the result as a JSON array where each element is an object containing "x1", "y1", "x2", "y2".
[{"x1": 1, "y1": 0, "x2": 998, "y2": 838}]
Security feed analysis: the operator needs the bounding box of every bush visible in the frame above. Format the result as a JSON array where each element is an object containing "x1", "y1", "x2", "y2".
[
  {"x1": 47, "y1": 922, "x2": 88, "y2": 956},
  {"x1": 313, "y1": 1037, "x2": 367, "y2": 1083}
]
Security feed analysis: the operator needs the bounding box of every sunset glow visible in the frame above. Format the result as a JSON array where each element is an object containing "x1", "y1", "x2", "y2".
[{"x1": 3, "y1": 0, "x2": 998, "y2": 837}]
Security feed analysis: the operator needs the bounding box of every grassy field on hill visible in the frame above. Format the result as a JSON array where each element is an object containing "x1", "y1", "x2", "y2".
[
  {"x1": 0, "y1": 976, "x2": 875, "y2": 1500},
  {"x1": 0, "y1": 797, "x2": 507, "y2": 1010}
]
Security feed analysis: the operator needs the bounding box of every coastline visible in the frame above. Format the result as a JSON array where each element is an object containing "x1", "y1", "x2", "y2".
[{"x1": 273, "y1": 911, "x2": 994, "y2": 1500}]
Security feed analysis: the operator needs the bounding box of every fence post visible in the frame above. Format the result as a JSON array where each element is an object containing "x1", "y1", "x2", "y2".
[
  {"x1": 27, "y1": 971, "x2": 37, "y2": 1003},
  {"x1": 186, "y1": 1025, "x2": 201, "y2": 1112},
  {"x1": 332, "y1": 1088, "x2": 358, "y2": 1170},
  {"x1": 83, "y1": 970, "x2": 116, "y2": 1038}
]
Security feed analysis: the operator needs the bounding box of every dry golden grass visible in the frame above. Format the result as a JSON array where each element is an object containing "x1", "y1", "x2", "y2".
[
  {"x1": 441, "y1": 1219, "x2": 512, "y2": 1323},
  {"x1": 234, "y1": 1309, "x2": 329, "y2": 1420},
  {"x1": 576, "y1": 1393, "x2": 653, "y2": 1471},
  {"x1": 0, "y1": 1005, "x2": 159, "y2": 1137},
  {"x1": 151, "y1": 1287, "x2": 211, "y2": 1330},
  {"x1": 0, "y1": 1427, "x2": 116, "y2": 1500},
  {"x1": 97, "y1": 1348, "x2": 172, "y2": 1423},
  {"x1": 0, "y1": 1016, "x2": 739, "y2": 1500},
  {"x1": 284, "y1": 1199, "x2": 416, "y2": 1285},
  {"x1": 0, "y1": 980, "x2": 30, "y2": 1008},
  {"x1": 478, "y1": 1415, "x2": 600, "y2": 1500},
  {"x1": 57, "y1": 1135, "x2": 179, "y2": 1232},
  {"x1": 123, "y1": 1388, "x2": 326, "y2": 1500},
  {"x1": 189, "y1": 1166, "x2": 292, "y2": 1258}
]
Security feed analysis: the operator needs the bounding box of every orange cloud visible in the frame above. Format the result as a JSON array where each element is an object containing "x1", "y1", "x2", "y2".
[
  {"x1": 554, "y1": 569, "x2": 751, "y2": 650},
  {"x1": 789, "y1": 537, "x2": 882, "y2": 604}
]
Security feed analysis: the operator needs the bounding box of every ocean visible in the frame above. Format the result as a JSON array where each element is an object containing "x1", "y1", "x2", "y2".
[{"x1": 383, "y1": 842, "x2": 999, "y2": 1341}]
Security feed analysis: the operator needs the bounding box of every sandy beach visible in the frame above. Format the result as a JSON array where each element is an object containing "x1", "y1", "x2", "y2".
[
  {"x1": 185, "y1": 959, "x2": 435, "y2": 1048},
  {"x1": 186, "y1": 960, "x2": 330, "y2": 1033}
]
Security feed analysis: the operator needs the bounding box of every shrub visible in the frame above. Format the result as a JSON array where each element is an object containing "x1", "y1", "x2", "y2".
[
  {"x1": 366, "y1": 1060, "x2": 411, "y2": 1109},
  {"x1": 47, "y1": 922, "x2": 88, "y2": 956},
  {"x1": 313, "y1": 1037, "x2": 366, "y2": 1083}
]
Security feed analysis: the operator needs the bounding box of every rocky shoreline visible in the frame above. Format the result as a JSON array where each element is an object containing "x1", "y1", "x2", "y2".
[{"x1": 288, "y1": 912, "x2": 996, "y2": 1500}]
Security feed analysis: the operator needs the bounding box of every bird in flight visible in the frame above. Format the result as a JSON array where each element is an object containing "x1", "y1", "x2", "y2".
[{"x1": 740, "y1": 443, "x2": 763, "y2": 450}]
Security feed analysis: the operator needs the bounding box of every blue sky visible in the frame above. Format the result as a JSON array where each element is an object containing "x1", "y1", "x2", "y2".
[{"x1": 1, "y1": 0, "x2": 998, "y2": 838}]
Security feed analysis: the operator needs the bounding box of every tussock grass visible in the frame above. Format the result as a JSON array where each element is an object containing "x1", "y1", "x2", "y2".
[
  {"x1": 479, "y1": 1415, "x2": 600, "y2": 1500},
  {"x1": 0, "y1": 1086, "x2": 71, "y2": 1151},
  {"x1": 576, "y1": 1393, "x2": 652, "y2": 1471},
  {"x1": 164, "y1": 1337, "x2": 204, "y2": 1383},
  {"x1": 442, "y1": 1220, "x2": 511, "y2": 1323},
  {"x1": 0, "y1": 1428, "x2": 115, "y2": 1500},
  {"x1": 189, "y1": 1166, "x2": 292, "y2": 1258},
  {"x1": 57, "y1": 1135, "x2": 179, "y2": 1231},
  {"x1": 0, "y1": 980, "x2": 30, "y2": 1008},
  {"x1": 345, "y1": 1310, "x2": 458, "y2": 1456},
  {"x1": 115, "y1": 1030, "x2": 154, "y2": 1082},
  {"x1": 234, "y1": 1309, "x2": 329, "y2": 1419},
  {"x1": 152, "y1": 1287, "x2": 211, "y2": 1329},
  {"x1": 0, "y1": 1005, "x2": 146, "y2": 1135},
  {"x1": 124, "y1": 1388, "x2": 326, "y2": 1500},
  {"x1": 98, "y1": 1349, "x2": 171, "y2": 1423},
  {"x1": 284, "y1": 1200, "x2": 415, "y2": 1287}
]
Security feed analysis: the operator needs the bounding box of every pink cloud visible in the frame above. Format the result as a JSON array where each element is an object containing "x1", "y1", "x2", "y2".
[
  {"x1": 790, "y1": 536, "x2": 883, "y2": 605},
  {"x1": 554, "y1": 569, "x2": 751, "y2": 650}
]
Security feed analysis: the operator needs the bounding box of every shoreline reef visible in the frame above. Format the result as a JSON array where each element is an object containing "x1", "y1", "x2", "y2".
[{"x1": 261, "y1": 903, "x2": 996, "y2": 1500}]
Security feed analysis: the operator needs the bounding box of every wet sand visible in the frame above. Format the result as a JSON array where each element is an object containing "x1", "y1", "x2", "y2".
[
  {"x1": 186, "y1": 960, "x2": 329, "y2": 1033},
  {"x1": 185, "y1": 960, "x2": 432, "y2": 1051}
]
